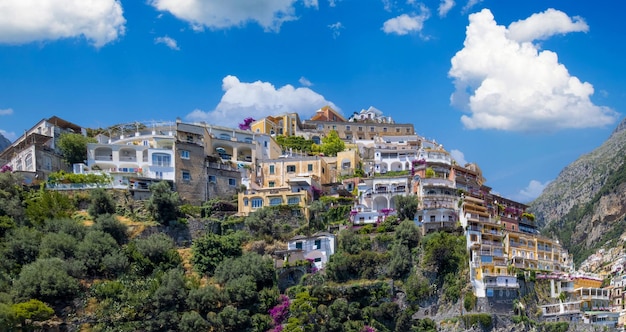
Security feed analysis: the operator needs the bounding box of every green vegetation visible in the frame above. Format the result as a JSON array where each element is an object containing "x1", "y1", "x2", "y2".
[
  {"x1": 320, "y1": 130, "x2": 345, "y2": 156},
  {"x1": 47, "y1": 170, "x2": 112, "y2": 185},
  {"x1": 57, "y1": 132, "x2": 97, "y2": 165},
  {"x1": 544, "y1": 156, "x2": 626, "y2": 264},
  {"x1": 461, "y1": 313, "x2": 492, "y2": 330},
  {"x1": 276, "y1": 135, "x2": 316, "y2": 154},
  {"x1": 147, "y1": 181, "x2": 181, "y2": 225},
  {"x1": 0, "y1": 164, "x2": 479, "y2": 331}
]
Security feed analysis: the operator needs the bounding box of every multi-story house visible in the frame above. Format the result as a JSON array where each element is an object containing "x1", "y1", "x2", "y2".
[
  {"x1": 412, "y1": 145, "x2": 459, "y2": 233},
  {"x1": 175, "y1": 120, "x2": 278, "y2": 204},
  {"x1": 83, "y1": 124, "x2": 176, "y2": 195},
  {"x1": 351, "y1": 175, "x2": 409, "y2": 225},
  {"x1": 287, "y1": 232, "x2": 336, "y2": 270},
  {"x1": 0, "y1": 116, "x2": 85, "y2": 183},
  {"x1": 250, "y1": 112, "x2": 303, "y2": 137},
  {"x1": 238, "y1": 155, "x2": 332, "y2": 218}
]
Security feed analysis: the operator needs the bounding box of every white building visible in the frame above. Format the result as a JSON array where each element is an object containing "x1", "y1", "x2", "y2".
[{"x1": 287, "y1": 232, "x2": 336, "y2": 270}]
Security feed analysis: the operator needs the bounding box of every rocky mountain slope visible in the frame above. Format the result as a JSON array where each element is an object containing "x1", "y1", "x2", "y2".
[
  {"x1": 531, "y1": 118, "x2": 626, "y2": 264},
  {"x1": 0, "y1": 133, "x2": 10, "y2": 152}
]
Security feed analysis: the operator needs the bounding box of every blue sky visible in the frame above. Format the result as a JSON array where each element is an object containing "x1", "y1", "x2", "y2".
[{"x1": 0, "y1": 0, "x2": 624, "y2": 203}]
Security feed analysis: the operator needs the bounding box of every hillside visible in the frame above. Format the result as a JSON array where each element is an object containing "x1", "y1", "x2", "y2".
[
  {"x1": 531, "y1": 117, "x2": 626, "y2": 264},
  {"x1": 0, "y1": 133, "x2": 9, "y2": 152}
]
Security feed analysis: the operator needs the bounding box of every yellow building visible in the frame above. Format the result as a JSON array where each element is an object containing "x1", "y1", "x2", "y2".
[
  {"x1": 238, "y1": 155, "x2": 333, "y2": 218},
  {"x1": 504, "y1": 232, "x2": 570, "y2": 273},
  {"x1": 572, "y1": 275, "x2": 604, "y2": 289},
  {"x1": 251, "y1": 113, "x2": 302, "y2": 137}
]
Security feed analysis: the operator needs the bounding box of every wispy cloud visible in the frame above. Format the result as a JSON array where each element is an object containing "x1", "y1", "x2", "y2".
[
  {"x1": 517, "y1": 179, "x2": 551, "y2": 203},
  {"x1": 299, "y1": 76, "x2": 313, "y2": 87},
  {"x1": 0, "y1": 0, "x2": 125, "y2": 47},
  {"x1": 186, "y1": 75, "x2": 339, "y2": 128},
  {"x1": 0, "y1": 129, "x2": 16, "y2": 141},
  {"x1": 438, "y1": 0, "x2": 455, "y2": 17},
  {"x1": 0, "y1": 108, "x2": 13, "y2": 116},
  {"x1": 155, "y1": 36, "x2": 180, "y2": 50},
  {"x1": 450, "y1": 149, "x2": 468, "y2": 166},
  {"x1": 328, "y1": 22, "x2": 344, "y2": 38},
  {"x1": 449, "y1": 8, "x2": 617, "y2": 132}
]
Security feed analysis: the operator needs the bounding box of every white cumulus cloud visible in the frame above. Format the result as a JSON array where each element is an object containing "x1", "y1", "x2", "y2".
[
  {"x1": 0, "y1": 0, "x2": 125, "y2": 47},
  {"x1": 438, "y1": 0, "x2": 455, "y2": 17},
  {"x1": 508, "y1": 8, "x2": 588, "y2": 43},
  {"x1": 518, "y1": 179, "x2": 551, "y2": 202},
  {"x1": 148, "y1": 0, "x2": 310, "y2": 32},
  {"x1": 154, "y1": 36, "x2": 179, "y2": 50},
  {"x1": 0, "y1": 108, "x2": 13, "y2": 116},
  {"x1": 382, "y1": 5, "x2": 430, "y2": 36},
  {"x1": 186, "y1": 75, "x2": 339, "y2": 128},
  {"x1": 449, "y1": 8, "x2": 619, "y2": 132},
  {"x1": 450, "y1": 149, "x2": 468, "y2": 166}
]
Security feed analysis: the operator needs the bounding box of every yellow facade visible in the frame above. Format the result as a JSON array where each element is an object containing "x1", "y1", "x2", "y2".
[
  {"x1": 573, "y1": 276, "x2": 604, "y2": 289},
  {"x1": 251, "y1": 117, "x2": 279, "y2": 136},
  {"x1": 504, "y1": 232, "x2": 569, "y2": 272},
  {"x1": 251, "y1": 113, "x2": 302, "y2": 137},
  {"x1": 238, "y1": 188, "x2": 310, "y2": 218},
  {"x1": 260, "y1": 156, "x2": 331, "y2": 188}
]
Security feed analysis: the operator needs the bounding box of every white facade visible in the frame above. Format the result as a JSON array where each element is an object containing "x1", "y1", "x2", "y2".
[
  {"x1": 287, "y1": 232, "x2": 336, "y2": 270},
  {"x1": 86, "y1": 130, "x2": 176, "y2": 184}
]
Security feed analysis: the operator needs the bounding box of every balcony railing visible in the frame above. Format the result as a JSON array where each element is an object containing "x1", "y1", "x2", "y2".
[{"x1": 420, "y1": 177, "x2": 455, "y2": 188}]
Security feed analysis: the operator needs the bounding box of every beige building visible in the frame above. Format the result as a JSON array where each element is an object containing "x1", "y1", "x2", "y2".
[
  {"x1": 0, "y1": 116, "x2": 85, "y2": 184},
  {"x1": 239, "y1": 155, "x2": 334, "y2": 218}
]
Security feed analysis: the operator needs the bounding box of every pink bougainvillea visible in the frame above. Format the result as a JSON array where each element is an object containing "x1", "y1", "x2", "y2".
[
  {"x1": 238, "y1": 117, "x2": 255, "y2": 130},
  {"x1": 268, "y1": 294, "x2": 290, "y2": 331}
]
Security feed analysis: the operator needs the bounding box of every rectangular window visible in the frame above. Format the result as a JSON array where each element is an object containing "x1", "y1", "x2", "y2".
[
  {"x1": 345, "y1": 125, "x2": 350, "y2": 131},
  {"x1": 287, "y1": 197, "x2": 300, "y2": 205},
  {"x1": 307, "y1": 164, "x2": 313, "y2": 171},
  {"x1": 180, "y1": 150, "x2": 190, "y2": 159},
  {"x1": 286, "y1": 165, "x2": 296, "y2": 173},
  {"x1": 252, "y1": 198, "x2": 263, "y2": 208},
  {"x1": 269, "y1": 181, "x2": 275, "y2": 187},
  {"x1": 182, "y1": 170, "x2": 191, "y2": 182},
  {"x1": 314, "y1": 239, "x2": 321, "y2": 249},
  {"x1": 383, "y1": 127, "x2": 387, "y2": 132},
  {"x1": 406, "y1": 128, "x2": 411, "y2": 133},
  {"x1": 25, "y1": 154, "x2": 33, "y2": 171},
  {"x1": 228, "y1": 178, "x2": 236, "y2": 186},
  {"x1": 269, "y1": 165, "x2": 275, "y2": 174},
  {"x1": 296, "y1": 242, "x2": 303, "y2": 250},
  {"x1": 314, "y1": 257, "x2": 322, "y2": 262},
  {"x1": 186, "y1": 135, "x2": 194, "y2": 143},
  {"x1": 208, "y1": 175, "x2": 216, "y2": 183},
  {"x1": 370, "y1": 127, "x2": 375, "y2": 132},
  {"x1": 358, "y1": 127, "x2": 363, "y2": 132},
  {"x1": 396, "y1": 128, "x2": 400, "y2": 133},
  {"x1": 152, "y1": 153, "x2": 171, "y2": 167}
]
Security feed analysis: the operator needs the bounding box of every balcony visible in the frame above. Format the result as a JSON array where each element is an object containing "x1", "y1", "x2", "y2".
[
  {"x1": 485, "y1": 280, "x2": 519, "y2": 288},
  {"x1": 421, "y1": 177, "x2": 455, "y2": 188}
]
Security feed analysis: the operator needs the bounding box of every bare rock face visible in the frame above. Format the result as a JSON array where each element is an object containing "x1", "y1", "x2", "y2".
[
  {"x1": 530, "y1": 117, "x2": 626, "y2": 263},
  {"x1": 0, "y1": 132, "x2": 10, "y2": 152}
]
